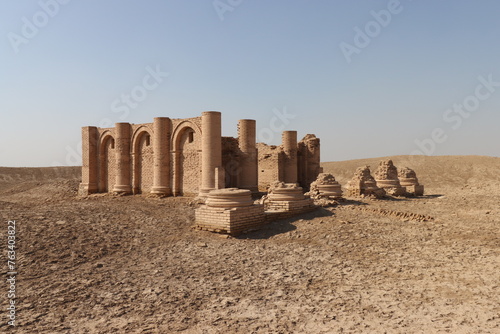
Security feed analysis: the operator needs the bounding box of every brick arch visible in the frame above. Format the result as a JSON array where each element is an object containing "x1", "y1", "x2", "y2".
[
  {"x1": 171, "y1": 121, "x2": 202, "y2": 150},
  {"x1": 171, "y1": 121, "x2": 202, "y2": 196},
  {"x1": 131, "y1": 126, "x2": 154, "y2": 194},
  {"x1": 98, "y1": 131, "x2": 115, "y2": 192}
]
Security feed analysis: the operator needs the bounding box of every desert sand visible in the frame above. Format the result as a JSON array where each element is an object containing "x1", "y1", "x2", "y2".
[{"x1": 0, "y1": 155, "x2": 498, "y2": 333}]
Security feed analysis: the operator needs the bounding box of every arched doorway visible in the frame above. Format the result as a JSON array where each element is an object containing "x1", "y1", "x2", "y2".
[
  {"x1": 99, "y1": 135, "x2": 116, "y2": 192},
  {"x1": 133, "y1": 130, "x2": 154, "y2": 194},
  {"x1": 173, "y1": 124, "x2": 201, "y2": 196}
]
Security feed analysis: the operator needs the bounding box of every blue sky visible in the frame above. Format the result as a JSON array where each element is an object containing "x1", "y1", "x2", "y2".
[{"x1": 1, "y1": 0, "x2": 499, "y2": 167}]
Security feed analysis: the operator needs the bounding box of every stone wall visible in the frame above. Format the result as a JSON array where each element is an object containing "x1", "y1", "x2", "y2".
[
  {"x1": 256, "y1": 143, "x2": 283, "y2": 192},
  {"x1": 257, "y1": 134, "x2": 321, "y2": 191}
]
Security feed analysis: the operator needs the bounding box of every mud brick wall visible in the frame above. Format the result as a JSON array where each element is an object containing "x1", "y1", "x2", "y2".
[
  {"x1": 257, "y1": 143, "x2": 283, "y2": 192},
  {"x1": 170, "y1": 117, "x2": 202, "y2": 196},
  {"x1": 257, "y1": 135, "x2": 321, "y2": 192},
  {"x1": 177, "y1": 127, "x2": 201, "y2": 195},
  {"x1": 266, "y1": 198, "x2": 315, "y2": 212},
  {"x1": 80, "y1": 113, "x2": 320, "y2": 197},
  {"x1": 298, "y1": 134, "x2": 321, "y2": 190},
  {"x1": 265, "y1": 199, "x2": 316, "y2": 221},
  {"x1": 222, "y1": 137, "x2": 240, "y2": 189},
  {"x1": 136, "y1": 132, "x2": 154, "y2": 193},
  {"x1": 195, "y1": 205, "x2": 265, "y2": 235}
]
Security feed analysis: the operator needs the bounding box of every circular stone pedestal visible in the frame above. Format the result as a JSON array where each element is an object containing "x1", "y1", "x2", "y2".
[
  {"x1": 317, "y1": 184, "x2": 342, "y2": 198},
  {"x1": 205, "y1": 188, "x2": 254, "y2": 208},
  {"x1": 268, "y1": 186, "x2": 305, "y2": 201},
  {"x1": 376, "y1": 179, "x2": 401, "y2": 188},
  {"x1": 399, "y1": 178, "x2": 419, "y2": 187}
]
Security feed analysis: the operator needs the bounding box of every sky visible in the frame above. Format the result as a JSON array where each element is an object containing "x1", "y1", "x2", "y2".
[{"x1": 1, "y1": 0, "x2": 500, "y2": 167}]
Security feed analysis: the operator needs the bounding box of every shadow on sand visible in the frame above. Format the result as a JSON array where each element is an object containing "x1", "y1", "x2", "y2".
[{"x1": 238, "y1": 207, "x2": 334, "y2": 240}]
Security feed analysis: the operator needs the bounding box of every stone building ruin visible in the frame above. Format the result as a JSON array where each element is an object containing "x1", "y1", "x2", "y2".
[
  {"x1": 346, "y1": 161, "x2": 425, "y2": 198},
  {"x1": 346, "y1": 166, "x2": 386, "y2": 198},
  {"x1": 78, "y1": 111, "x2": 321, "y2": 198},
  {"x1": 374, "y1": 159, "x2": 406, "y2": 196},
  {"x1": 398, "y1": 167, "x2": 424, "y2": 196}
]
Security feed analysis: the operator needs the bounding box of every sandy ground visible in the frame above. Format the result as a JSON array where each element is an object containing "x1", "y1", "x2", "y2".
[{"x1": 0, "y1": 156, "x2": 498, "y2": 333}]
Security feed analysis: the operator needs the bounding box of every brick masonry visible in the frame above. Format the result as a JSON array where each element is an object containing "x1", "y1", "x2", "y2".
[
  {"x1": 79, "y1": 112, "x2": 321, "y2": 198},
  {"x1": 195, "y1": 205, "x2": 266, "y2": 235}
]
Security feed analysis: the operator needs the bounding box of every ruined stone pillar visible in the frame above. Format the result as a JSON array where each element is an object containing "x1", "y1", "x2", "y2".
[
  {"x1": 199, "y1": 111, "x2": 222, "y2": 197},
  {"x1": 79, "y1": 126, "x2": 99, "y2": 196},
  {"x1": 112, "y1": 122, "x2": 132, "y2": 194},
  {"x1": 151, "y1": 117, "x2": 172, "y2": 196},
  {"x1": 238, "y1": 119, "x2": 258, "y2": 193},
  {"x1": 282, "y1": 130, "x2": 298, "y2": 183}
]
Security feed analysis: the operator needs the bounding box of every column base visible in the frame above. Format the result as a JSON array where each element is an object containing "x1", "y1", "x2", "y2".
[
  {"x1": 150, "y1": 186, "x2": 172, "y2": 196},
  {"x1": 240, "y1": 185, "x2": 259, "y2": 194},
  {"x1": 78, "y1": 183, "x2": 98, "y2": 196},
  {"x1": 112, "y1": 184, "x2": 132, "y2": 194},
  {"x1": 198, "y1": 187, "x2": 216, "y2": 198}
]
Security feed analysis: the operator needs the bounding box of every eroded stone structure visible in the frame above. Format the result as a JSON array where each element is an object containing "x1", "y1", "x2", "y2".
[
  {"x1": 374, "y1": 160, "x2": 406, "y2": 196},
  {"x1": 257, "y1": 134, "x2": 321, "y2": 192},
  {"x1": 398, "y1": 167, "x2": 424, "y2": 196},
  {"x1": 308, "y1": 173, "x2": 343, "y2": 199},
  {"x1": 346, "y1": 166, "x2": 386, "y2": 198},
  {"x1": 195, "y1": 188, "x2": 265, "y2": 235},
  {"x1": 79, "y1": 112, "x2": 321, "y2": 198},
  {"x1": 264, "y1": 181, "x2": 316, "y2": 217}
]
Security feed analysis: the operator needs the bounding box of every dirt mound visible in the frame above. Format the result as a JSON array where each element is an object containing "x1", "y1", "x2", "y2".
[
  {"x1": 0, "y1": 167, "x2": 81, "y2": 203},
  {"x1": 0, "y1": 166, "x2": 81, "y2": 183}
]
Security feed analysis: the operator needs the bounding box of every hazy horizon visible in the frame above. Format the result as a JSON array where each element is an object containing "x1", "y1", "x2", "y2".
[{"x1": 2, "y1": 1, "x2": 500, "y2": 167}]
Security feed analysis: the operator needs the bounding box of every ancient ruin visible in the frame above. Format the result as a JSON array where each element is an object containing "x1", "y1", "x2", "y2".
[
  {"x1": 78, "y1": 111, "x2": 431, "y2": 235},
  {"x1": 194, "y1": 188, "x2": 265, "y2": 235},
  {"x1": 398, "y1": 167, "x2": 424, "y2": 196},
  {"x1": 346, "y1": 166, "x2": 386, "y2": 198},
  {"x1": 256, "y1": 133, "x2": 321, "y2": 192},
  {"x1": 374, "y1": 160, "x2": 406, "y2": 196},
  {"x1": 265, "y1": 182, "x2": 314, "y2": 213},
  {"x1": 194, "y1": 182, "x2": 316, "y2": 235},
  {"x1": 79, "y1": 112, "x2": 321, "y2": 198},
  {"x1": 308, "y1": 173, "x2": 343, "y2": 199}
]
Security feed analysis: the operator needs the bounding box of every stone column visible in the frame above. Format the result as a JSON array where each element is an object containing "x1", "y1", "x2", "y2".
[
  {"x1": 112, "y1": 122, "x2": 132, "y2": 194},
  {"x1": 151, "y1": 117, "x2": 172, "y2": 196},
  {"x1": 79, "y1": 126, "x2": 99, "y2": 195},
  {"x1": 238, "y1": 119, "x2": 258, "y2": 192},
  {"x1": 199, "y1": 111, "x2": 222, "y2": 197},
  {"x1": 282, "y1": 130, "x2": 298, "y2": 184}
]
